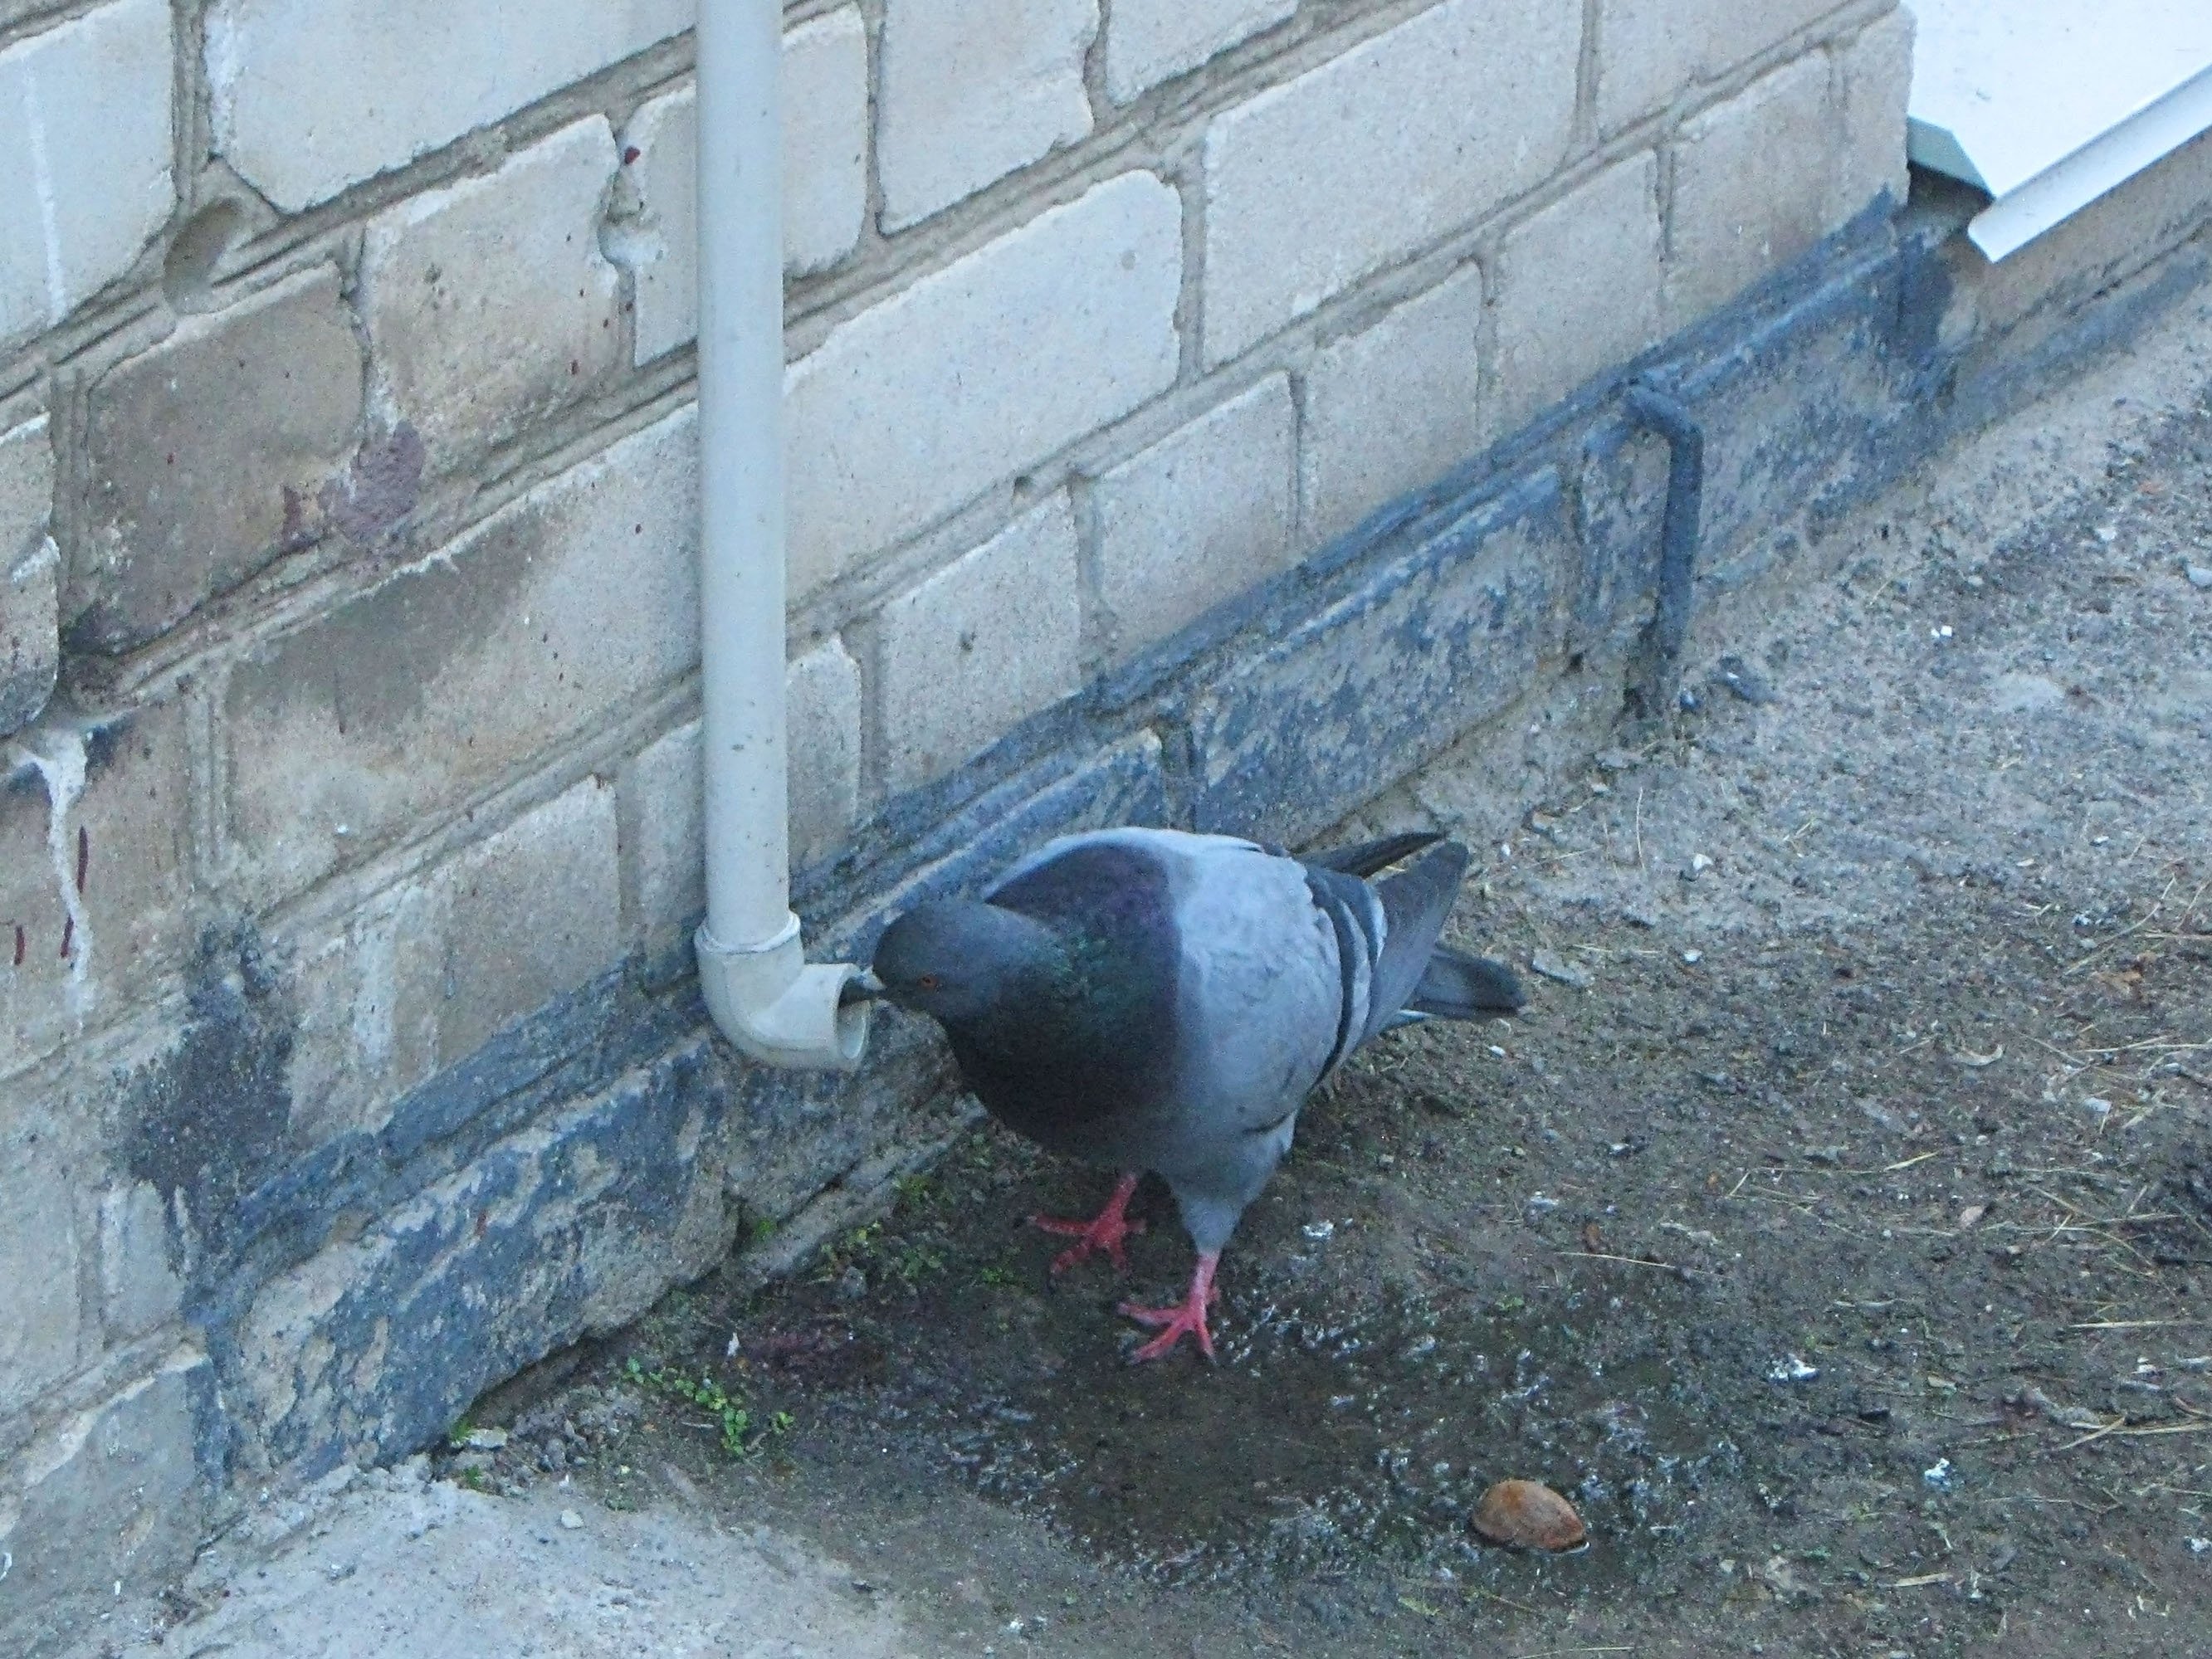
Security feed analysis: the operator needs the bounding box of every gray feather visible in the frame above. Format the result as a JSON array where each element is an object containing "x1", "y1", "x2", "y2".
[
  {"x1": 1407, "y1": 944, "x2": 1526, "y2": 1017},
  {"x1": 1359, "y1": 839, "x2": 1471, "y2": 1047},
  {"x1": 1306, "y1": 831, "x2": 1445, "y2": 877},
  {"x1": 1300, "y1": 863, "x2": 1382, "y2": 1081}
]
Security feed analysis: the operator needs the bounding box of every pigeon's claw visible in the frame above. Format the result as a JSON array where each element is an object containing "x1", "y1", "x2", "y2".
[
  {"x1": 1030, "y1": 1173, "x2": 1145, "y2": 1275},
  {"x1": 1119, "y1": 1252, "x2": 1220, "y2": 1364}
]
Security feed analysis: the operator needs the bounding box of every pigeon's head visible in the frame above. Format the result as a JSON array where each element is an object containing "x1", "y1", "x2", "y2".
[{"x1": 871, "y1": 900, "x2": 1060, "y2": 1023}]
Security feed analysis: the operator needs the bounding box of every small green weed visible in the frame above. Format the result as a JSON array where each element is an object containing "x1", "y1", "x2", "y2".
[
  {"x1": 624, "y1": 1359, "x2": 785, "y2": 1459},
  {"x1": 814, "y1": 1220, "x2": 884, "y2": 1282},
  {"x1": 891, "y1": 1243, "x2": 944, "y2": 1286}
]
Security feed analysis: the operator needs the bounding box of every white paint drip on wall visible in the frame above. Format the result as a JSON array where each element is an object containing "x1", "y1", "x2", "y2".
[
  {"x1": 12, "y1": 725, "x2": 92, "y2": 1002},
  {"x1": 19, "y1": 69, "x2": 68, "y2": 325}
]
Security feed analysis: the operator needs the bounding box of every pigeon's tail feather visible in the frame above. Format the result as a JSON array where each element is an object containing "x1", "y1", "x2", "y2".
[
  {"x1": 1406, "y1": 944, "x2": 1526, "y2": 1019},
  {"x1": 1309, "y1": 831, "x2": 1446, "y2": 879},
  {"x1": 1361, "y1": 840, "x2": 1471, "y2": 1045}
]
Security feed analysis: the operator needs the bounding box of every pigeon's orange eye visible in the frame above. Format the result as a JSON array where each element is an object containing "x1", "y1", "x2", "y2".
[{"x1": 917, "y1": 973, "x2": 941, "y2": 991}]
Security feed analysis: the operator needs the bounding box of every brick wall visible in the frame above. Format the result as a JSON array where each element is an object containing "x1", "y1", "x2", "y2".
[{"x1": 0, "y1": 0, "x2": 1926, "y2": 1639}]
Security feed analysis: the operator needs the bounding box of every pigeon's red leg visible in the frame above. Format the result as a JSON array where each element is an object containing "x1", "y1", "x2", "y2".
[
  {"x1": 1030, "y1": 1173, "x2": 1145, "y2": 1274},
  {"x1": 1118, "y1": 1252, "x2": 1220, "y2": 1364}
]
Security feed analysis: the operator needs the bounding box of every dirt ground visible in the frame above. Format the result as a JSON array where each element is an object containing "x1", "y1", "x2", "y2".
[{"x1": 120, "y1": 295, "x2": 2212, "y2": 1658}]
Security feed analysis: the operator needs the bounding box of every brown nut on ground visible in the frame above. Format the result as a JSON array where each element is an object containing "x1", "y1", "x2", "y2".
[{"x1": 1471, "y1": 1479, "x2": 1587, "y2": 1550}]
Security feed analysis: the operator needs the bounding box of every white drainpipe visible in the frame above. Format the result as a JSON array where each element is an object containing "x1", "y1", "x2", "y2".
[{"x1": 692, "y1": 0, "x2": 871, "y2": 1070}]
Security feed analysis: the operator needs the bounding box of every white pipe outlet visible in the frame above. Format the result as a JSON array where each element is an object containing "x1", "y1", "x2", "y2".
[{"x1": 693, "y1": 0, "x2": 869, "y2": 1071}]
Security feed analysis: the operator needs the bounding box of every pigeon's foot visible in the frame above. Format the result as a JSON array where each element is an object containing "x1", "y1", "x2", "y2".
[
  {"x1": 1031, "y1": 1173, "x2": 1145, "y2": 1275},
  {"x1": 1119, "y1": 1252, "x2": 1220, "y2": 1364}
]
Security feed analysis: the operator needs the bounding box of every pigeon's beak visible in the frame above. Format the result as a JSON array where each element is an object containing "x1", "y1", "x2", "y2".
[{"x1": 842, "y1": 969, "x2": 886, "y2": 1006}]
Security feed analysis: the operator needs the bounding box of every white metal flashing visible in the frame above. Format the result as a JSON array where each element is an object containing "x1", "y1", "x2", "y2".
[{"x1": 1907, "y1": 1, "x2": 2212, "y2": 261}]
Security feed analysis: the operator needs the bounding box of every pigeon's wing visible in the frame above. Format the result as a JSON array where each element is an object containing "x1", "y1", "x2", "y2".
[
  {"x1": 985, "y1": 827, "x2": 1183, "y2": 928},
  {"x1": 1298, "y1": 837, "x2": 1473, "y2": 1055},
  {"x1": 1299, "y1": 861, "x2": 1385, "y2": 1082},
  {"x1": 984, "y1": 827, "x2": 1374, "y2": 1125},
  {"x1": 984, "y1": 827, "x2": 1338, "y2": 1135},
  {"x1": 1306, "y1": 831, "x2": 1446, "y2": 878},
  {"x1": 987, "y1": 828, "x2": 1150, "y2": 905},
  {"x1": 1071, "y1": 832, "x2": 1345, "y2": 1130},
  {"x1": 1150, "y1": 833, "x2": 1353, "y2": 1252},
  {"x1": 1359, "y1": 839, "x2": 1471, "y2": 1044}
]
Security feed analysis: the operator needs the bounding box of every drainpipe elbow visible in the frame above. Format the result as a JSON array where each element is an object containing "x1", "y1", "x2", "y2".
[{"x1": 696, "y1": 913, "x2": 871, "y2": 1071}]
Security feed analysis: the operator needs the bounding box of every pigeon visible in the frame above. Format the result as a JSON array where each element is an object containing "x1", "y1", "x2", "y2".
[{"x1": 866, "y1": 826, "x2": 1525, "y2": 1361}]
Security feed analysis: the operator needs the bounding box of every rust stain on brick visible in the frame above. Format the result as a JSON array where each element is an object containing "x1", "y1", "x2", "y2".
[{"x1": 321, "y1": 423, "x2": 427, "y2": 545}]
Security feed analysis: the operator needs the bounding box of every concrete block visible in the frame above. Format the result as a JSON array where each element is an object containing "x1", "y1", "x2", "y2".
[
  {"x1": 1672, "y1": 256, "x2": 1899, "y2": 584},
  {"x1": 1594, "y1": 0, "x2": 1842, "y2": 134},
  {"x1": 1091, "y1": 375, "x2": 1296, "y2": 656},
  {"x1": 618, "y1": 11, "x2": 871, "y2": 364},
  {"x1": 360, "y1": 118, "x2": 625, "y2": 476},
  {"x1": 0, "y1": 0, "x2": 173, "y2": 349},
  {"x1": 782, "y1": 9, "x2": 873, "y2": 274},
  {"x1": 278, "y1": 779, "x2": 621, "y2": 1141},
  {"x1": 98, "y1": 1180, "x2": 182, "y2": 1341},
  {"x1": 618, "y1": 718, "x2": 703, "y2": 954},
  {"x1": 789, "y1": 638, "x2": 862, "y2": 871},
  {"x1": 0, "y1": 1143, "x2": 85, "y2": 1416},
  {"x1": 0, "y1": 1347, "x2": 212, "y2": 1647},
  {"x1": 2, "y1": 416, "x2": 56, "y2": 735},
  {"x1": 788, "y1": 172, "x2": 1180, "y2": 598},
  {"x1": 876, "y1": 0, "x2": 1095, "y2": 229},
  {"x1": 433, "y1": 778, "x2": 622, "y2": 1067},
  {"x1": 876, "y1": 494, "x2": 1082, "y2": 794},
  {"x1": 0, "y1": 702, "x2": 196, "y2": 1082},
  {"x1": 1191, "y1": 471, "x2": 1572, "y2": 842},
  {"x1": 0, "y1": 537, "x2": 56, "y2": 738},
  {"x1": 231, "y1": 1042, "x2": 730, "y2": 1474},
  {"x1": 284, "y1": 878, "x2": 440, "y2": 1152},
  {"x1": 613, "y1": 87, "x2": 699, "y2": 368},
  {"x1": 223, "y1": 407, "x2": 698, "y2": 907},
  {"x1": 1300, "y1": 262, "x2": 1485, "y2": 547},
  {"x1": 1201, "y1": 0, "x2": 1580, "y2": 365},
  {"x1": 720, "y1": 1014, "x2": 953, "y2": 1233},
  {"x1": 0, "y1": 414, "x2": 52, "y2": 566},
  {"x1": 110, "y1": 949, "x2": 298, "y2": 1271},
  {"x1": 1490, "y1": 154, "x2": 1665, "y2": 435},
  {"x1": 616, "y1": 640, "x2": 859, "y2": 953},
  {"x1": 1572, "y1": 416, "x2": 1672, "y2": 651},
  {"x1": 206, "y1": 0, "x2": 691, "y2": 212},
  {"x1": 1106, "y1": 0, "x2": 1294, "y2": 104},
  {"x1": 75, "y1": 266, "x2": 366, "y2": 653},
  {"x1": 1667, "y1": 52, "x2": 1838, "y2": 326},
  {"x1": 1833, "y1": 7, "x2": 1914, "y2": 222}
]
